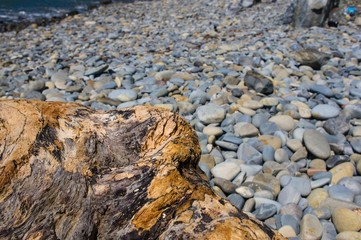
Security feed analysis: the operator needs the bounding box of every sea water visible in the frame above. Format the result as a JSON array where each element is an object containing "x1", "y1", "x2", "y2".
[{"x1": 0, "y1": 0, "x2": 105, "y2": 24}]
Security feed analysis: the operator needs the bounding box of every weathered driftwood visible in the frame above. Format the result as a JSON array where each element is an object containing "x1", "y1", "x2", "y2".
[{"x1": 0, "y1": 100, "x2": 285, "y2": 240}]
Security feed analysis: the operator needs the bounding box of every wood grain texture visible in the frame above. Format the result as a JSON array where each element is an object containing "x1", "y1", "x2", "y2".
[{"x1": 0, "y1": 99, "x2": 285, "y2": 240}]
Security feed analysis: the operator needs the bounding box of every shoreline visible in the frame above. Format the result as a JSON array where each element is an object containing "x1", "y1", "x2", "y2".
[{"x1": 0, "y1": 0, "x2": 134, "y2": 33}]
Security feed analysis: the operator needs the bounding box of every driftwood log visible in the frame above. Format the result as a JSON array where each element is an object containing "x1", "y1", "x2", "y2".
[{"x1": 0, "y1": 100, "x2": 285, "y2": 240}]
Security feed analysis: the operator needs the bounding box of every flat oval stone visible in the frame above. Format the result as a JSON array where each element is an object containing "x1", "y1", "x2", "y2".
[
  {"x1": 329, "y1": 162, "x2": 355, "y2": 184},
  {"x1": 336, "y1": 231, "x2": 361, "y2": 240},
  {"x1": 211, "y1": 162, "x2": 241, "y2": 181},
  {"x1": 328, "y1": 185, "x2": 355, "y2": 202},
  {"x1": 269, "y1": 115, "x2": 296, "y2": 132},
  {"x1": 303, "y1": 129, "x2": 330, "y2": 159},
  {"x1": 307, "y1": 188, "x2": 329, "y2": 209},
  {"x1": 332, "y1": 208, "x2": 361, "y2": 232},
  {"x1": 235, "y1": 186, "x2": 255, "y2": 198},
  {"x1": 277, "y1": 185, "x2": 301, "y2": 205},
  {"x1": 233, "y1": 122, "x2": 259, "y2": 137},
  {"x1": 300, "y1": 214, "x2": 323, "y2": 240},
  {"x1": 196, "y1": 104, "x2": 226, "y2": 124},
  {"x1": 311, "y1": 104, "x2": 340, "y2": 120}
]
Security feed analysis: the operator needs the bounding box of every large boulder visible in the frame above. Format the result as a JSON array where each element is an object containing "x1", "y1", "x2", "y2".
[
  {"x1": 283, "y1": 0, "x2": 339, "y2": 27},
  {"x1": 0, "y1": 100, "x2": 285, "y2": 240}
]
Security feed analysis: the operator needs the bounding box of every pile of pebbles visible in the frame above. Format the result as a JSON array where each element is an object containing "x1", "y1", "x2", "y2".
[{"x1": 1, "y1": 0, "x2": 361, "y2": 239}]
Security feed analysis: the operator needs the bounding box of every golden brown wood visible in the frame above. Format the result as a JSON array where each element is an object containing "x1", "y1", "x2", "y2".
[{"x1": 0, "y1": 99, "x2": 285, "y2": 240}]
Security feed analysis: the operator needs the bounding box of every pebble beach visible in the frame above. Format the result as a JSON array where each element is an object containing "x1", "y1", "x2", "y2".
[{"x1": 1, "y1": 0, "x2": 361, "y2": 239}]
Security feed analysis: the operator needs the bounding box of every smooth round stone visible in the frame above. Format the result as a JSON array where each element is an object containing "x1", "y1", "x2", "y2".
[
  {"x1": 287, "y1": 139, "x2": 303, "y2": 152},
  {"x1": 196, "y1": 104, "x2": 226, "y2": 124},
  {"x1": 290, "y1": 147, "x2": 308, "y2": 162},
  {"x1": 307, "y1": 188, "x2": 329, "y2": 209},
  {"x1": 300, "y1": 214, "x2": 323, "y2": 240},
  {"x1": 243, "y1": 100, "x2": 263, "y2": 110},
  {"x1": 238, "y1": 106, "x2": 256, "y2": 116},
  {"x1": 262, "y1": 145, "x2": 275, "y2": 162},
  {"x1": 291, "y1": 101, "x2": 311, "y2": 119},
  {"x1": 235, "y1": 186, "x2": 255, "y2": 198},
  {"x1": 311, "y1": 178, "x2": 330, "y2": 189},
  {"x1": 252, "y1": 203, "x2": 278, "y2": 220},
  {"x1": 213, "y1": 177, "x2": 237, "y2": 194},
  {"x1": 237, "y1": 143, "x2": 263, "y2": 165},
  {"x1": 234, "y1": 122, "x2": 259, "y2": 137},
  {"x1": 311, "y1": 104, "x2": 340, "y2": 120},
  {"x1": 338, "y1": 177, "x2": 361, "y2": 195},
  {"x1": 278, "y1": 185, "x2": 301, "y2": 205},
  {"x1": 244, "y1": 173, "x2": 281, "y2": 197},
  {"x1": 274, "y1": 148, "x2": 289, "y2": 163},
  {"x1": 278, "y1": 225, "x2": 297, "y2": 238},
  {"x1": 258, "y1": 135, "x2": 282, "y2": 150},
  {"x1": 280, "y1": 176, "x2": 311, "y2": 197},
  {"x1": 336, "y1": 231, "x2": 361, "y2": 240},
  {"x1": 227, "y1": 193, "x2": 245, "y2": 210},
  {"x1": 303, "y1": 129, "x2": 331, "y2": 159},
  {"x1": 269, "y1": 115, "x2": 296, "y2": 132},
  {"x1": 203, "y1": 125, "x2": 223, "y2": 137},
  {"x1": 328, "y1": 185, "x2": 354, "y2": 202},
  {"x1": 240, "y1": 164, "x2": 263, "y2": 177},
  {"x1": 261, "y1": 97, "x2": 279, "y2": 107},
  {"x1": 332, "y1": 208, "x2": 361, "y2": 232},
  {"x1": 309, "y1": 159, "x2": 326, "y2": 170},
  {"x1": 108, "y1": 89, "x2": 137, "y2": 102},
  {"x1": 293, "y1": 128, "x2": 305, "y2": 141},
  {"x1": 321, "y1": 220, "x2": 337, "y2": 239},
  {"x1": 211, "y1": 162, "x2": 241, "y2": 181},
  {"x1": 329, "y1": 162, "x2": 355, "y2": 184}
]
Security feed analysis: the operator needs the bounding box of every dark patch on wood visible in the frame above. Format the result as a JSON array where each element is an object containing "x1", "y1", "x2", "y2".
[{"x1": 117, "y1": 109, "x2": 135, "y2": 120}]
